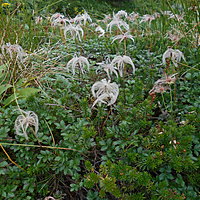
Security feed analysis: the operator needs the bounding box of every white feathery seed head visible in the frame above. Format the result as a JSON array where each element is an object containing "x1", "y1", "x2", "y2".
[
  {"x1": 140, "y1": 14, "x2": 156, "y2": 23},
  {"x1": 127, "y1": 12, "x2": 139, "y2": 21},
  {"x1": 97, "y1": 59, "x2": 119, "y2": 80},
  {"x1": 73, "y1": 11, "x2": 92, "y2": 25},
  {"x1": 51, "y1": 18, "x2": 69, "y2": 27},
  {"x1": 149, "y1": 73, "x2": 177, "y2": 95},
  {"x1": 106, "y1": 17, "x2": 129, "y2": 33},
  {"x1": 63, "y1": 24, "x2": 84, "y2": 41},
  {"x1": 162, "y1": 48, "x2": 185, "y2": 67},
  {"x1": 14, "y1": 110, "x2": 39, "y2": 140},
  {"x1": 91, "y1": 79, "x2": 119, "y2": 108},
  {"x1": 111, "y1": 32, "x2": 134, "y2": 43},
  {"x1": 44, "y1": 197, "x2": 56, "y2": 200},
  {"x1": 1, "y1": 43, "x2": 27, "y2": 62},
  {"x1": 114, "y1": 10, "x2": 128, "y2": 19},
  {"x1": 111, "y1": 55, "x2": 135, "y2": 77},
  {"x1": 50, "y1": 13, "x2": 64, "y2": 22},
  {"x1": 66, "y1": 55, "x2": 90, "y2": 75},
  {"x1": 95, "y1": 26, "x2": 105, "y2": 37}
]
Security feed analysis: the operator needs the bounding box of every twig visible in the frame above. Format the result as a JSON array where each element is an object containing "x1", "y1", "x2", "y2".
[
  {"x1": 0, "y1": 142, "x2": 78, "y2": 151},
  {"x1": 0, "y1": 144, "x2": 25, "y2": 171}
]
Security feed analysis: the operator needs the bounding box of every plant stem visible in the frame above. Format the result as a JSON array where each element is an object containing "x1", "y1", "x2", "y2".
[
  {"x1": 161, "y1": 92, "x2": 167, "y2": 111},
  {"x1": 0, "y1": 144, "x2": 25, "y2": 171},
  {"x1": 0, "y1": 142, "x2": 78, "y2": 151},
  {"x1": 44, "y1": 119, "x2": 55, "y2": 145},
  {"x1": 170, "y1": 88, "x2": 173, "y2": 114},
  {"x1": 124, "y1": 39, "x2": 127, "y2": 55}
]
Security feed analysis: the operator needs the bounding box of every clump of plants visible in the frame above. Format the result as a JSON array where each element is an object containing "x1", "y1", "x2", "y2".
[{"x1": 0, "y1": 0, "x2": 199, "y2": 199}]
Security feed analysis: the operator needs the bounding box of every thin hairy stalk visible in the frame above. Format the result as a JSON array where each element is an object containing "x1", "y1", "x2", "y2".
[
  {"x1": 174, "y1": 81, "x2": 177, "y2": 101},
  {"x1": 10, "y1": 3, "x2": 22, "y2": 17},
  {"x1": 161, "y1": 92, "x2": 167, "y2": 111},
  {"x1": 44, "y1": 119, "x2": 55, "y2": 145},
  {"x1": 178, "y1": 62, "x2": 200, "y2": 72},
  {"x1": 59, "y1": 27, "x2": 66, "y2": 44},
  {"x1": 13, "y1": 83, "x2": 22, "y2": 112},
  {"x1": 9, "y1": 58, "x2": 18, "y2": 83},
  {"x1": 118, "y1": 76, "x2": 126, "y2": 104},
  {"x1": 34, "y1": 79, "x2": 60, "y2": 104},
  {"x1": 99, "y1": 107, "x2": 112, "y2": 135},
  {"x1": 0, "y1": 29, "x2": 6, "y2": 47},
  {"x1": 171, "y1": 22, "x2": 200, "y2": 48},
  {"x1": 124, "y1": 39, "x2": 127, "y2": 55},
  {"x1": 170, "y1": 88, "x2": 173, "y2": 114},
  {"x1": 35, "y1": 0, "x2": 64, "y2": 14},
  {"x1": 123, "y1": 80, "x2": 126, "y2": 104}
]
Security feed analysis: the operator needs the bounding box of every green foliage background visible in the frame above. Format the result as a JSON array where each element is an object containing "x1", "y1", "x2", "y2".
[{"x1": 0, "y1": 0, "x2": 199, "y2": 199}]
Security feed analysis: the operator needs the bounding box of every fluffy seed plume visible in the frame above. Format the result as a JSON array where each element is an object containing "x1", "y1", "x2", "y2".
[
  {"x1": 51, "y1": 18, "x2": 69, "y2": 27},
  {"x1": 1, "y1": 43, "x2": 27, "y2": 62},
  {"x1": 127, "y1": 12, "x2": 139, "y2": 21},
  {"x1": 111, "y1": 55, "x2": 135, "y2": 77},
  {"x1": 14, "y1": 110, "x2": 39, "y2": 140},
  {"x1": 162, "y1": 48, "x2": 185, "y2": 67},
  {"x1": 91, "y1": 79, "x2": 119, "y2": 108},
  {"x1": 111, "y1": 32, "x2": 134, "y2": 43},
  {"x1": 140, "y1": 14, "x2": 156, "y2": 23},
  {"x1": 44, "y1": 197, "x2": 56, "y2": 200},
  {"x1": 63, "y1": 24, "x2": 84, "y2": 41},
  {"x1": 73, "y1": 11, "x2": 92, "y2": 25},
  {"x1": 50, "y1": 13, "x2": 65, "y2": 22},
  {"x1": 97, "y1": 59, "x2": 119, "y2": 80},
  {"x1": 114, "y1": 10, "x2": 128, "y2": 19},
  {"x1": 149, "y1": 73, "x2": 177, "y2": 95},
  {"x1": 106, "y1": 17, "x2": 129, "y2": 33},
  {"x1": 66, "y1": 55, "x2": 90, "y2": 75},
  {"x1": 95, "y1": 26, "x2": 105, "y2": 37}
]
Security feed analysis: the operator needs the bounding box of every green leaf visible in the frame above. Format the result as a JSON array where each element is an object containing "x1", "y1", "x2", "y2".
[
  {"x1": 167, "y1": 174, "x2": 174, "y2": 180},
  {"x1": 2, "y1": 191, "x2": 7, "y2": 197},
  {"x1": 16, "y1": 78, "x2": 27, "y2": 87},
  {"x1": 0, "y1": 161, "x2": 8, "y2": 168},
  {"x1": 3, "y1": 87, "x2": 40, "y2": 106},
  {"x1": 159, "y1": 173, "x2": 166, "y2": 180},
  {"x1": 0, "y1": 84, "x2": 12, "y2": 96},
  {"x1": 17, "y1": 87, "x2": 40, "y2": 98},
  {"x1": 55, "y1": 156, "x2": 61, "y2": 161},
  {"x1": 3, "y1": 93, "x2": 18, "y2": 106},
  {"x1": 185, "y1": 73, "x2": 192, "y2": 80}
]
